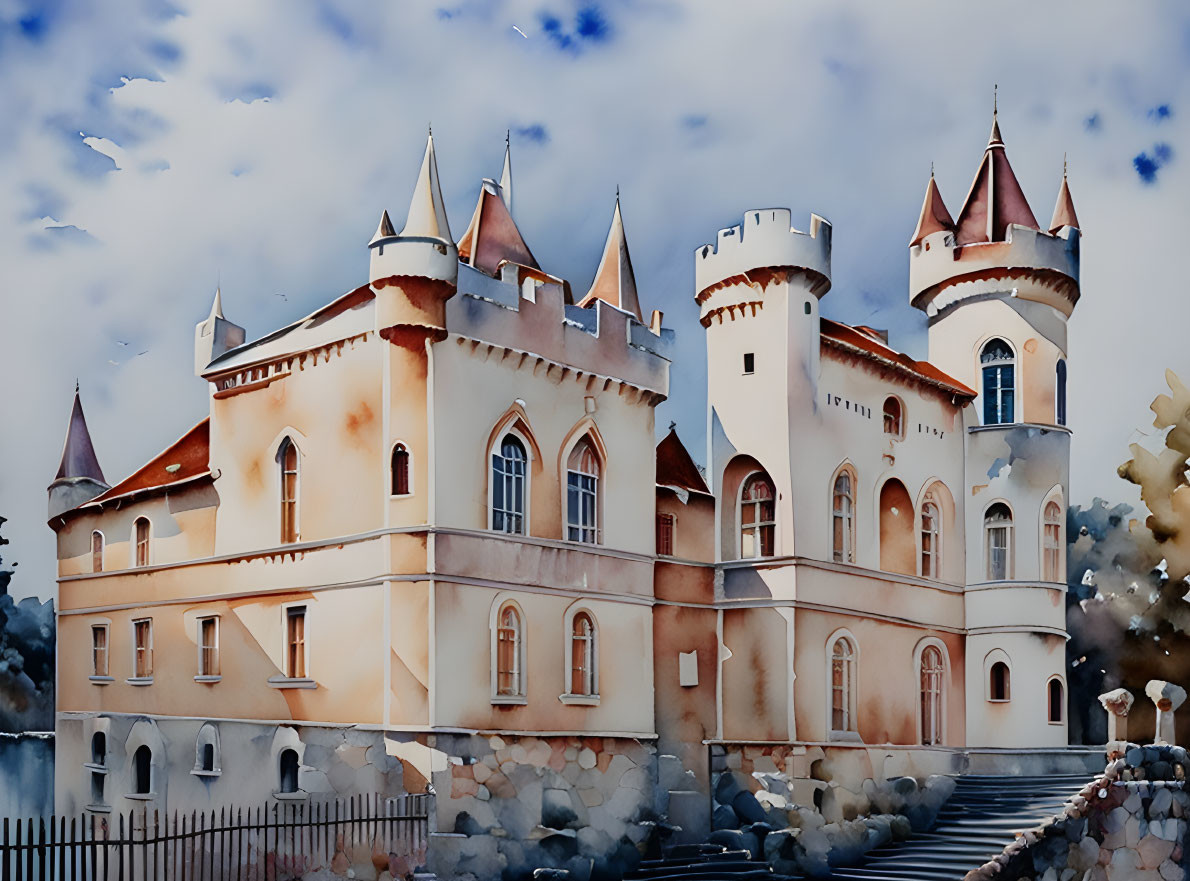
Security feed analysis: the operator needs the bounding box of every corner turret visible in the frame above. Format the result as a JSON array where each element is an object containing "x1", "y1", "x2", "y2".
[
  {"x1": 48, "y1": 385, "x2": 109, "y2": 520},
  {"x1": 577, "y1": 194, "x2": 644, "y2": 322},
  {"x1": 369, "y1": 132, "x2": 459, "y2": 343},
  {"x1": 194, "y1": 287, "x2": 246, "y2": 376}
]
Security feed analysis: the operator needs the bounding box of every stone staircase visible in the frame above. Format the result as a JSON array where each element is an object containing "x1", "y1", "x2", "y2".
[
  {"x1": 625, "y1": 842, "x2": 797, "y2": 881},
  {"x1": 826, "y1": 774, "x2": 1093, "y2": 880}
]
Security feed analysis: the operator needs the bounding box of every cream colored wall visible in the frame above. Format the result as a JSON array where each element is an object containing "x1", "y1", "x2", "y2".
[
  {"x1": 431, "y1": 581, "x2": 654, "y2": 735},
  {"x1": 964, "y1": 631, "x2": 1067, "y2": 748}
]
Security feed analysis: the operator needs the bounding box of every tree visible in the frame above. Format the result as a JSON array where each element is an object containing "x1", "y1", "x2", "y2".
[{"x1": 0, "y1": 515, "x2": 54, "y2": 732}]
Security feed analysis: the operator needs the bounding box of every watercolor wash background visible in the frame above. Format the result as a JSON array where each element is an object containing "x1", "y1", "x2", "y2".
[{"x1": 2, "y1": 0, "x2": 1190, "y2": 608}]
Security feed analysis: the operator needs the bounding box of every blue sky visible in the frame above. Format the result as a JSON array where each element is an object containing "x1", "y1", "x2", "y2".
[{"x1": 2, "y1": 0, "x2": 1190, "y2": 599}]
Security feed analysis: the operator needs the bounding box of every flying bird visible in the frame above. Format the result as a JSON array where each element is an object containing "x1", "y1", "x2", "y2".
[
  {"x1": 114, "y1": 340, "x2": 129, "y2": 347},
  {"x1": 512, "y1": 25, "x2": 528, "y2": 38},
  {"x1": 274, "y1": 292, "x2": 288, "y2": 301}
]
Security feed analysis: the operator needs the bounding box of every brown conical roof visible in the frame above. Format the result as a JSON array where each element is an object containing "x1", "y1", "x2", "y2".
[
  {"x1": 457, "y1": 179, "x2": 539, "y2": 275},
  {"x1": 1049, "y1": 173, "x2": 1080, "y2": 233},
  {"x1": 656, "y1": 428, "x2": 709, "y2": 495},
  {"x1": 909, "y1": 172, "x2": 955, "y2": 246},
  {"x1": 577, "y1": 196, "x2": 643, "y2": 321},
  {"x1": 954, "y1": 115, "x2": 1040, "y2": 245},
  {"x1": 53, "y1": 387, "x2": 105, "y2": 484}
]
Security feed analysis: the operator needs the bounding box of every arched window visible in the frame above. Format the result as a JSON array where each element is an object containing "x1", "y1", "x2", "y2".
[
  {"x1": 1048, "y1": 678, "x2": 1064, "y2": 723},
  {"x1": 133, "y1": 745, "x2": 152, "y2": 795},
  {"x1": 1043, "y1": 500, "x2": 1063, "y2": 582},
  {"x1": 879, "y1": 479, "x2": 915, "y2": 575},
  {"x1": 279, "y1": 439, "x2": 299, "y2": 544},
  {"x1": 569, "y1": 612, "x2": 597, "y2": 697},
  {"x1": 832, "y1": 471, "x2": 855, "y2": 563},
  {"x1": 566, "y1": 440, "x2": 600, "y2": 544},
  {"x1": 194, "y1": 725, "x2": 220, "y2": 775},
  {"x1": 1056, "y1": 359, "x2": 1067, "y2": 426},
  {"x1": 278, "y1": 748, "x2": 300, "y2": 794},
  {"x1": 133, "y1": 518, "x2": 151, "y2": 567},
  {"x1": 391, "y1": 443, "x2": 410, "y2": 496},
  {"x1": 202, "y1": 743, "x2": 216, "y2": 772},
  {"x1": 91, "y1": 732, "x2": 106, "y2": 766},
  {"x1": 920, "y1": 646, "x2": 944, "y2": 745},
  {"x1": 981, "y1": 339, "x2": 1015, "y2": 425},
  {"x1": 91, "y1": 531, "x2": 104, "y2": 573},
  {"x1": 989, "y1": 662, "x2": 1010, "y2": 702},
  {"x1": 740, "y1": 472, "x2": 776, "y2": 558},
  {"x1": 920, "y1": 499, "x2": 941, "y2": 579},
  {"x1": 830, "y1": 637, "x2": 856, "y2": 735},
  {"x1": 984, "y1": 503, "x2": 1013, "y2": 581},
  {"x1": 495, "y1": 604, "x2": 524, "y2": 697},
  {"x1": 882, "y1": 397, "x2": 903, "y2": 438},
  {"x1": 492, "y1": 435, "x2": 527, "y2": 534}
]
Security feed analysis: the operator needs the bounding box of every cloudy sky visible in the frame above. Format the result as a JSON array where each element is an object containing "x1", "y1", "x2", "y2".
[{"x1": 2, "y1": 0, "x2": 1188, "y2": 600}]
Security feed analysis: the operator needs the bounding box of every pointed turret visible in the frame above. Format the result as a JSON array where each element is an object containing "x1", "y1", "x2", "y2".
[
  {"x1": 195, "y1": 287, "x2": 246, "y2": 376},
  {"x1": 578, "y1": 195, "x2": 644, "y2": 321},
  {"x1": 48, "y1": 386, "x2": 109, "y2": 519},
  {"x1": 457, "y1": 179, "x2": 539, "y2": 276},
  {"x1": 399, "y1": 132, "x2": 453, "y2": 242},
  {"x1": 909, "y1": 170, "x2": 955, "y2": 247},
  {"x1": 1049, "y1": 164, "x2": 1080, "y2": 234},
  {"x1": 499, "y1": 133, "x2": 513, "y2": 215},
  {"x1": 368, "y1": 209, "x2": 396, "y2": 247},
  {"x1": 953, "y1": 111, "x2": 1040, "y2": 245}
]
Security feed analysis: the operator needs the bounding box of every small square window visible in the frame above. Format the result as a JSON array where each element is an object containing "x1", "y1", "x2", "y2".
[{"x1": 743, "y1": 353, "x2": 755, "y2": 375}]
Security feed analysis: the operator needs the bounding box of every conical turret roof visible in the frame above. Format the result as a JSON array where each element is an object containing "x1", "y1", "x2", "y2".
[
  {"x1": 954, "y1": 114, "x2": 1040, "y2": 245},
  {"x1": 1049, "y1": 171, "x2": 1080, "y2": 233},
  {"x1": 578, "y1": 196, "x2": 643, "y2": 321},
  {"x1": 53, "y1": 386, "x2": 105, "y2": 485},
  {"x1": 457, "y1": 179, "x2": 539, "y2": 276},
  {"x1": 399, "y1": 133, "x2": 452, "y2": 243},
  {"x1": 909, "y1": 171, "x2": 955, "y2": 246},
  {"x1": 499, "y1": 135, "x2": 513, "y2": 215},
  {"x1": 368, "y1": 209, "x2": 396, "y2": 247},
  {"x1": 656, "y1": 428, "x2": 709, "y2": 495}
]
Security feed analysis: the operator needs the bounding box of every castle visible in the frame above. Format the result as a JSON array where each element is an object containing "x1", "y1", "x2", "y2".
[{"x1": 47, "y1": 109, "x2": 1088, "y2": 878}]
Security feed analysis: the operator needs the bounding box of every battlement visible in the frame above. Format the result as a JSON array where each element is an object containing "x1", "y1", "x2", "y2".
[
  {"x1": 446, "y1": 263, "x2": 672, "y2": 397},
  {"x1": 694, "y1": 209, "x2": 832, "y2": 301},
  {"x1": 909, "y1": 224, "x2": 1080, "y2": 317}
]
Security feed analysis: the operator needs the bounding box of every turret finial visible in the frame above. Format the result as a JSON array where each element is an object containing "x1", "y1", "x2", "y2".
[
  {"x1": 993, "y1": 83, "x2": 998, "y2": 117},
  {"x1": 930, "y1": 161, "x2": 934, "y2": 178},
  {"x1": 616, "y1": 184, "x2": 620, "y2": 200},
  {"x1": 1063, "y1": 152, "x2": 1068, "y2": 179},
  {"x1": 506, "y1": 128, "x2": 510, "y2": 147},
  {"x1": 75, "y1": 378, "x2": 79, "y2": 394}
]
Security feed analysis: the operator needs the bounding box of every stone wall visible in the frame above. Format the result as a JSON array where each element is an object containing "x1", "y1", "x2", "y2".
[
  {"x1": 964, "y1": 743, "x2": 1190, "y2": 881},
  {"x1": 428, "y1": 733, "x2": 660, "y2": 881}
]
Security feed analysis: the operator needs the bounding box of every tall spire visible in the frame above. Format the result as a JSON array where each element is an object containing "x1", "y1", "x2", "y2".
[
  {"x1": 577, "y1": 193, "x2": 643, "y2": 321},
  {"x1": 208, "y1": 286, "x2": 224, "y2": 321},
  {"x1": 954, "y1": 101, "x2": 1039, "y2": 244},
  {"x1": 909, "y1": 167, "x2": 955, "y2": 246},
  {"x1": 499, "y1": 131, "x2": 513, "y2": 215},
  {"x1": 1049, "y1": 158, "x2": 1080, "y2": 233},
  {"x1": 53, "y1": 386, "x2": 105, "y2": 484},
  {"x1": 399, "y1": 132, "x2": 453, "y2": 243}
]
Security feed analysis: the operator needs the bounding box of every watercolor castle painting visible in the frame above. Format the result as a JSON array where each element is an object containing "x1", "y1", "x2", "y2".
[{"x1": 5, "y1": 4, "x2": 1190, "y2": 880}]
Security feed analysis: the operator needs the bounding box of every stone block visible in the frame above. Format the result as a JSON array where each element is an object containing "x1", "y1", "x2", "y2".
[
  {"x1": 712, "y1": 804, "x2": 737, "y2": 830},
  {"x1": 666, "y1": 791, "x2": 709, "y2": 844},
  {"x1": 1160, "y1": 860, "x2": 1185, "y2": 881},
  {"x1": 577, "y1": 749, "x2": 596, "y2": 770},
  {"x1": 1138, "y1": 834, "x2": 1176, "y2": 869},
  {"x1": 542, "y1": 789, "x2": 580, "y2": 830}
]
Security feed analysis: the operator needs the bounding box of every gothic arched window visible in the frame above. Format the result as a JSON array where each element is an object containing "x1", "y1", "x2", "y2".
[{"x1": 981, "y1": 339, "x2": 1015, "y2": 425}]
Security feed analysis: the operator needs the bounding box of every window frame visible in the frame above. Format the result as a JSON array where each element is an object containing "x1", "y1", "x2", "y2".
[
  {"x1": 278, "y1": 748, "x2": 301, "y2": 795},
  {"x1": 980, "y1": 338, "x2": 1016, "y2": 426},
  {"x1": 565, "y1": 439, "x2": 602, "y2": 545},
  {"x1": 91, "y1": 530, "x2": 104, "y2": 574},
  {"x1": 196, "y1": 615, "x2": 221, "y2": 681},
  {"x1": 1042, "y1": 497, "x2": 1064, "y2": 583},
  {"x1": 132, "y1": 518, "x2": 151, "y2": 568},
  {"x1": 390, "y1": 441, "x2": 412, "y2": 498},
  {"x1": 90, "y1": 623, "x2": 111, "y2": 681},
  {"x1": 284, "y1": 604, "x2": 309, "y2": 682},
  {"x1": 656, "y1": 512, "x2": 676, "y2": 557},
  {"x1": 738, "y1": 471, "x2": 776, "y2": 559},
  {"x1": 826, "y1": 630, "x2": 860, "y2": 742},
  {"x1": 882, "y1": 395, "x2": 904, "y2": 439},
  {"x1": 192, "y1": 724, "x2": 221, "y2": 777},
  {"x1": 132, "y1": 745, "x2": 153, "y2": 796},
  {"x1": 831, "y1": 467, "x2": 856, "y2": 564},
  {"x1": 983, "y1": 501, "x2": 1014, "y2": 581},
  {"x1": 491, "y1": 600, "x2": 527, "y2": 703},
  {"x1": 560, "y1": 607, "x2": 599, "y2": 704},
  {"x1": 984, "y1": 650, "x2": 1012, "y2": 703},
  {"x1": 917, "y1": 643, "x2": 946, "y2": 746},
  {"x1": 490, "y1": 432, "x2": 530, "y2": 535},
  {"x1": 920, "y1": 498, "x2": 941, "y2": 580},
  {"x1": 279, "y1": 438, "x2": 300, "y2": 544},
  {"x1": 129, "y1": 618, "x2": 153, "y2": 683},
  {"x1": 87, "y1": 730, "x2": 108, "y2": 808}
]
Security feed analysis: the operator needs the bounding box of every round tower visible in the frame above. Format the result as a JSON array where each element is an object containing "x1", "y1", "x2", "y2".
[
  {"x1": 910, "y1": 110, "x2": 1081, "y2": 748},
  {"x1": 369, "y1": 132, "x2": 459, "y2": 344},
  {"x1": 696, "y1": 208, "x2": 831, "y2": 561}
]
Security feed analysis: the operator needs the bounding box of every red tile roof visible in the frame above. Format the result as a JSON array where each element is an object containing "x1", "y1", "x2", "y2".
[
  {"x1": 88, "y1": 418, "x2": 211, "y2": 505},
  {"x1": 819, "y1": 319, "x2": 977, "y2": 399},
  {"x1": 656, "y1": 429, "x2": 710, "y2": 494}
]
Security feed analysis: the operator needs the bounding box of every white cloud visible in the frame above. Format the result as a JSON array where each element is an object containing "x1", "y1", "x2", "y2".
[{"x1": 2, "y1": 0, "x2": 1189, "y2": 598}]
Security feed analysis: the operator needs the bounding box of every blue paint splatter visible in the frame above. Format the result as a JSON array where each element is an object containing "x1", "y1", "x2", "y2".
[
  {"x1": 436, "y1": 8, "x2": 455, "y2": 19},
  {"x1": 1148, "y1": 104, "x2": 1172, "y2": 122},
  {"x1": 1133, "y1": 143, "x2": 1173, "y2": 184},
  {"x1": 515, "y1": 124, "x2": 549, "y2": 144},
  {"x1": 538, "y1": 4, "x2": 612, "y2": 53},
  {"x1": 681, "y1": 115, "x2": 708, "y2": 130},
  {"x1": 1084, "y1": 112, "x2": 1101, "y2": 132},
  {"x1": 19, "y1": 13, "x2": 47, "y2": 40},
  {"x1": 1153, "y1": 142, "x2": 1173, "y2": 163},
  {"x1": 575, "y1": 5, "x2": 610, "y2": 41},
  {"x1": 316, "y1": 1, "x2": 356, "y2": 45}
]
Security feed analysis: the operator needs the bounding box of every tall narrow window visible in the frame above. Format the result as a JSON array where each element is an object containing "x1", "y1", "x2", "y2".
[
  {"x1": 134, "y1": 518, "x2": 150, "y2": 567},
  {"x1": 882, "y1": 397, "x2": 903, "y2": 438},
  {"x1": 133, "y1": 618, "x2": 153, "y2": 679},
  {"x1": 279, "y1": 439, "x2": 299, "y2": 544},
  {"x1": 496, "y1": 604, "x2": 523, "y2": 697},
  {"x1": 1048, "y1": 678, "x2": 1064, "y2": 723},
  {"x1": 133, "y1": 745, "x2": 152, "y2": 795},
  {"x1": 391, "y1": 443, "x2": 410, "y2": 496},
  {"x1": 202, "y1": 743, "x2": 216, "y2": 772},
  {"x1": 985, "y1": 503, "x2": 1013, "y2": 581},
  {"x1": 286, "y1": 606, "x2": 307, "y2": 679},
  {"x1": 279, "y1": 748, "x2": 299, "y2": 794},
  {"x1": 569, "y1": 612, "x2": 597, "y2": 696},
  {"x1": 566, "y1": 440, "x2": 601, "y2": 544},
  {"x1": 91, "y1": 732, "x2": 106, "y2": 766},
  {"x1": 920, "y1": 646, "x2": 944, "y2": 745},
  {"x1": 879, "y1": 479, "x2": 915, "y2": 575},
  {"x1": 920, "y1": 500, "x2": 941, "y2": 579},
  {"x1": 830, "y1": 637, "x2": 855, "y2": 734},
  {"x1": 832, "y1": 471, "x2": 855, "y2": 563},
  {"x1": 1043, "y1": 500, "x2": 1063, "y2": 582},
  {"x1": 91, "y1": 624, "x2": 109, "y2": 677},
  {"x1": 656, "y1": 513, "x2": 675, "y2": 557},
  {"x1": 989, "y1": 661, "x2": 1011, "y2": 701},
  {"x1": 198, "y1": 616, "x2": 220, "y2": 677},
  {"x1": 90, "y1": 732, "x2": 106, "y2": 805},
  {"x1": 1056, "y1": 359, "x2": 1067, "y2": 426},
  {"x1": 492, "y1": 436, "x2": 527, "y2": 534},
  {"x1": 981, "y1": 339, "x2": 1015, "y2": 425},
  {"x1": 91, "y1": 531, "x2": 104, "y2": 573},
  {"x1": 740, "y1": 473, "x2": 776, "y2": 558}
]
